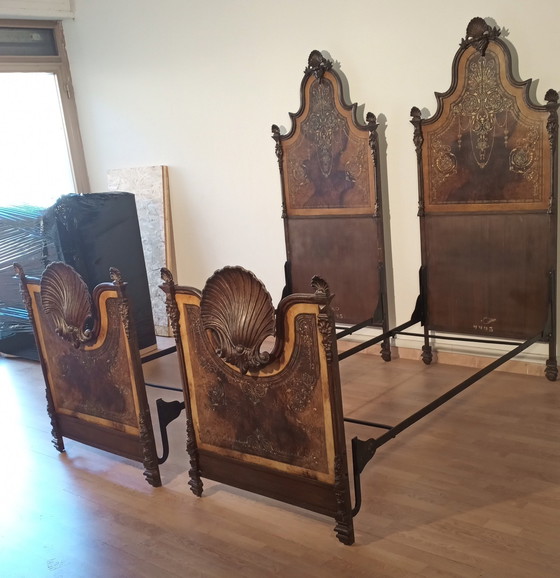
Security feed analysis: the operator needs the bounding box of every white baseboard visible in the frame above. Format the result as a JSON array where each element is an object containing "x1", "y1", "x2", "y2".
[{"x1": 337, "y1": 327, "x2": 550, "y2": 377}]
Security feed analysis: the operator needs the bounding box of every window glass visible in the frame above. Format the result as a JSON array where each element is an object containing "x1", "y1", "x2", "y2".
[
  {"x1": 0, "y1": 72, "x2": 75, "y2": 207},
  {"x1": 0, "y1": 20, "x2": 89, "y2": 204},
  {"x1": 0, "y1": 27, "x2": 57, "y2": 56}
]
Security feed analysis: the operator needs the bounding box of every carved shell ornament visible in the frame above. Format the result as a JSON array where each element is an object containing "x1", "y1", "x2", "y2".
[
  {"x1": 40, "y1": 262, "x2": 94, "y2": 348},
  {"x1": 200, "y1": 266, "x2": 276, "y2": 374}
]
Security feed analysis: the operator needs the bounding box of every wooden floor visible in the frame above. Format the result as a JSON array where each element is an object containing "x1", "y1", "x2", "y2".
[{"x1": 1, "y1": 347, "x2": 559, "y2": 577}]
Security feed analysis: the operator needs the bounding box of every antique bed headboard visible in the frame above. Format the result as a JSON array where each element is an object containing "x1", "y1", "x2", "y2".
[
  {"x1": 410, "y1": 18, "x2": 558, "y2": 379},
  {"x1": 160, "y1": 266, "x2": 354, "y2": 544},
  {"x1": 272, "y1": 50, "x2": 389, "y2": 340},
  {"x1": 15, "y1": 261, "x2": 162, "y2": 486}
]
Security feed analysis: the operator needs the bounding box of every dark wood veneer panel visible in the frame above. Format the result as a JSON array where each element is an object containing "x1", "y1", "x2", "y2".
[
  {"x1": 424, "y1": 213, "x2": 552, "y2": 339},
  {"x1": 287, "y1": 217, "x2": 382, "y2": 325}
]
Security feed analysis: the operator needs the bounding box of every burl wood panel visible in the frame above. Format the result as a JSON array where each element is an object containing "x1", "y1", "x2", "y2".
[
  {"x1": 185, "y1": 305, "x2": 333, "y2": 477},
  {"x1": 161, "y1": 266, "x2": 354, "y2": 544},
  {"x1": 273, "y1": 51, "x2": 386, "y2": 328},
  {"x1": 279, "y1": 71, "x2": 376, "y2": 215},
  {"x1": 16, "y1": 262, "x2": 161, "y2": 486},
  {"x1": 413, "y1": 18, "x2": 558, "y2": 340},
  {"x1": 32, "y1": 290, "x2": 139, "y2": 427},
  {"x1": 418, "y1": 38, "x2": 553, "y2": 213}
]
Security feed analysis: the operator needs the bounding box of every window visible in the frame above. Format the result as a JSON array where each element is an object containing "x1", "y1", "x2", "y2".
[{"x1": 0, "y1": 20, "x2": 89, "y2": 207}]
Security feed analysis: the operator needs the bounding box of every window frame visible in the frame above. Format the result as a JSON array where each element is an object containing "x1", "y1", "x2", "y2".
[{"x1": 0, "y1": 19, "x2": 89, "y2": 194}]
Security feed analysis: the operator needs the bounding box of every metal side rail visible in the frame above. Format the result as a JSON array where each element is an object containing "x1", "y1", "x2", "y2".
[
  {"x1": 397, "y1": 331, "x2": 525, "y2": 347},
  {"x1": 141, "y1": 344, "x2": 177, "y2": 363},
  {"x1": 349, "y1": 332, "x2": 542, "y2": 516},
  {"x1": 336, "y1": 317, "x2": 376, "y2": 339},
  {"x1": 338, "y1": 318, "x2": 419, "y2": 361}
]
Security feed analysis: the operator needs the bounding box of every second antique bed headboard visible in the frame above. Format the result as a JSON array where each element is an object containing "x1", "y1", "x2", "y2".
[
  {"x1": 272, "y1": 51, "x2": 389, "y2": 347},
  {"x1": 410, "y1": 17, "x2": 558, "y2": 379}
]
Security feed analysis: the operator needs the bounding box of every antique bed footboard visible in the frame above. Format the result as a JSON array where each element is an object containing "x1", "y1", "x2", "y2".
[{"x1": 15, "y1": 261, "x2": 162, "y2": 487}]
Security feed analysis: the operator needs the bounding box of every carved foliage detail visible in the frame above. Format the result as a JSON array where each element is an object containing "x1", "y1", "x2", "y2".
[
  {"x1": 160, "y1": 267, "x2": 181, "y2": 339},
  {"x1": 366, "y1": 111, "x2": 379, "y2": 168},
  {"x1": 312, "y1": 275, "x2": 335, "y2": 363},
  {"x1": 186, "y1": 411, "x2": 203, "y2": 497},
  {"x1": 271, "y1": 124, "x2": 283, "y2": 168},
  {"x1": 13, "y1": 262, "x2": 32, "y2": 314},
  {"x1": 410, "y1": 107, "x2": 424, "y2": 156},
  {"x1": 110, "y1": 266, "x2": 131, "y2": 339},
  {"x1": 200, "y1": 267, "x2": 275, "y2": 374},
  {"x1": 366, "y1": 112, "x2": 380, "y2": 215},
  {"x1": 118, "y1": 302, "x2": 131, "y2": 339},
  {"x1": 40, "y1": 262, "x2": 93, "y2": 348},
  {"x1": 138, "y1": 408, "x2": 162, "y2": 487},
  {"x1": 333, "y1": 454, "x2": 354, "y2": 545},
  {"x1": 545, "y1": 89, "x2": 559, "y2": 151}
]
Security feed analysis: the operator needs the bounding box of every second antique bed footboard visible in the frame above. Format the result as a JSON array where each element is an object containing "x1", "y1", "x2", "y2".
[{"x1": 160, "y1": 266, "x2": 355, "y2": 544}]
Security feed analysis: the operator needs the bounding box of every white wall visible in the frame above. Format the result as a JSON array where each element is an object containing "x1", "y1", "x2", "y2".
[{"x1": 61, "y1": 1, "x2": 560, "y2": 358}]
